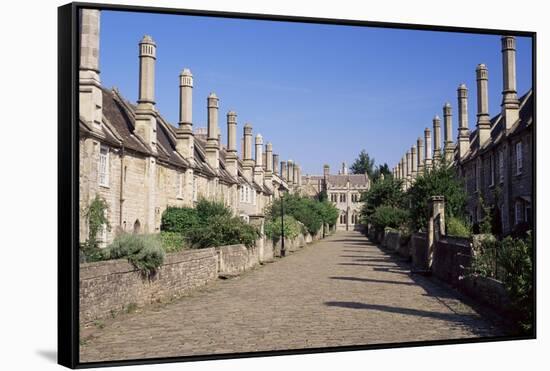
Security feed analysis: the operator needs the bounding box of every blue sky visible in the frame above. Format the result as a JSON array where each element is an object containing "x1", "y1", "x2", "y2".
[{"x1": 99, "y1": 10, "x2": 532, "y2": 175}]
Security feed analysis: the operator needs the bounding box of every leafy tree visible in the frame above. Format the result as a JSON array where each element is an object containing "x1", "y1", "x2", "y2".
[
  {"x1": 406, "y1": 163, "x2": 467, "y2": 232},
  {"x1": 359, "y1": 177, "x2": 405, "y2": 223},
  {"x1": 161, "y1": 207, "x2": 199, "y2": 234},
  {"x1": 369, "y1": 205, "x2": 409, "y2": 231},
  {"x1": 372, "y1": 163, "x2": 392, "y2": 183},
  {"x1": 350, "y1": 150, "x2": 375, "y2": 177}
]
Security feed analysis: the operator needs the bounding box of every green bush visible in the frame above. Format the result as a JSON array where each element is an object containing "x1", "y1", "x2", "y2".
[
  {"x1": 406, "y1": 162, "x2": 467, "y2": 232},
  {"x1": 266, "y1": 194, "x2": 334, "y2": 235},
  {"x1": 80, "y1": 195, "x2": 110, "y2": 261},
  {"x1": 195, "y1": 198, "x2": 232, "y2": 224},
  {"x1": 359, "y1": 177, "x2": 405, "y2": 223},
  {"x1": 160, "y1": 206, "x2": 199, "y2": 234},
  {"x1": 447, "y1": 216, "x2": 471, "y2": 237},
  {"x1": 102, "y1": 233, "x2": 165, "y2": 275},
  {"x1": 186, "y1": 214, "x2": 260, "y2": 249},
  {"x1": 369, "y1": 205, "x2": 409, "y2": 231},
  {"x1": 498, "y1": 234, "x2": 533, "y2": 333},
  {"x1": 159, "y1": 231, "x2": 187, "y2": 253},
  {"x1": 264, "y1": 215, "x2": 301, "y2": 240},
  {"x1": 469, "y1": 233, "x2": 533, "y2": 334}
]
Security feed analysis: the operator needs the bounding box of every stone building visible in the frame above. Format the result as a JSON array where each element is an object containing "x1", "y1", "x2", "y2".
[
  {"x1": 393, "y1": 35, "x2": 533, "y2": 236},
  {"x1": 301, "y1": 162, "x2": 370, "y2": 231},
  {"x1": 78, "y1": 9, "x2": 297, "y2": 245}
]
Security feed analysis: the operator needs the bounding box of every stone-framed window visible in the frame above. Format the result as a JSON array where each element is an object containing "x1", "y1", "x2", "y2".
[
  {"x1": 516, "y1": 141, "x2": 523, "y2": 175},
  {"x1": 514, "y1": 200, "x2": 523, "y2": 225},
  {"x1": 98, "y1": 145, "x2": 109, "y2": 187},
  {"x1": 330, "y1": 193, "x2": 337, "y2": 203},
  {"x1": 340, "y1": 193, "x2": 346, "y2": 203},
  {"x1": 499, "y1": 150, "x2": 504, "y2": 183}
]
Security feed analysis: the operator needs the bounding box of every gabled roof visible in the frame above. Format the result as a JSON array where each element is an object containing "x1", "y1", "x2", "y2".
[{"x1": 460, "y1": 89, "x2": 533, "y2": 162}]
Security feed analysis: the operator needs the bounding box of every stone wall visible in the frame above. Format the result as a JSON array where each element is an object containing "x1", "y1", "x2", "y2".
[
  {"x1": 216, "y1": 244, "x2": 257, "y2": 276},
  {"x1": 432, "y1": 236, "x2": 471, "y2": 286},
  {"x1": 80, "y1": 248, "x2": 218, "y2": 324},
  {"x1": 410, "y1": 233, "x2": 428, "y2": 271},
  {"x1": 460, "y1": 274, "x2": 513, "y2": 315}
]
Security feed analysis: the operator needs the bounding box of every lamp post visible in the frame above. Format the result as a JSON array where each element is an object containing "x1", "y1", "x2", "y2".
[{"x1": 278, "y1": 184, "x2": 286, "y2": 257}]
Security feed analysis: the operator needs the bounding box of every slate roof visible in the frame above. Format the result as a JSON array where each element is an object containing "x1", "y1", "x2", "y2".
[
  {"x1": 460, "y1": 89, "x2": 533, "y2": 163},
  {"x1": 80, "y1": 87, "x2": 268, "y2": 187}
]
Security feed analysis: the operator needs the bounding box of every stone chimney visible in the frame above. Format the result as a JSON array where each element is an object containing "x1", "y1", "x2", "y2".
[
  {"x1": 273, "y1": 154, "x2": 280, "y2": 175},
  {"x1": 225, "y1": 110, "x2": 238, "y2": 178},
  {"x1": 205, "y1": 93, "x2": 220, "y2": 171},
  {"x1": 443, "y1": 103, "x2": 455, "y2": 163},
  {"x1": 254, "y1": 134, "x2": 264, "y2": 185},
  {"x1": 79, "y1": 9, "x2": 103, "y2": 134},
  {"x1": 176, "y1": 69, "x2": 194, "y2": 161},
  {"x1": 281, "y1": 161, "x2": 287, "y2": 181},
  {"x1": 323, "y1": 164, "x2": 330, "y2": 179},
  {"x1": 293, "y1": 163, "x2": 299, "y2": 185},
  {"x1": 411, "y1": 145, "x2": 418, "y2": 179},
  {"x1": 476, "y1": 63, "x2": 491, "y2": 147},
  {"x1": 433, "y1": 115, "x2": 442, "y2": 165},
  {"x1": 501, "y1": 36, "x2": 520, "y2": 130},
  {"x1": 265, "y1": 142, "x2": 273, "y2": 188},
  {"x1": 457, "y1": 84, "x2": 470, "y2": 160},
  {"x1": 405, "y1": 150, "x2": 411, "y2": 187},
  {"x1": 287, "y1": 160, "x2": 294, "y2": 184},
  {"x1": 242, "y1": 124, "x2": 254, "y2": 180},
  {"x1": 424, "y1": 127, "x2": 433, "y2": 171},
  {"x1": 417, "y1": 137, "x2": 424, "y2": 175},
  {"x1": 341, "y1": 162, "x2": 348, "y2": 175},
  {"x1": 135, "y1": 35, "x2": 157, "y2": 152}
]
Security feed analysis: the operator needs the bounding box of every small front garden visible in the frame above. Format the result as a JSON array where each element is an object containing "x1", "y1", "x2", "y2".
[{"x1": 80, "y1": 198, "x2": 260, "y2": 275}]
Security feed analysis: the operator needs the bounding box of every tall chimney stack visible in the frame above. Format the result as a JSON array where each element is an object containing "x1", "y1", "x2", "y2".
[
  {"x1": 443, "y1": 103, "x2": 455, "y2": 163},
  {"x1": 135, "y1": 35, "x2": 157, "y2": 151},
  {"x1": 287, "y1": 160, "x2": 294, "y2": 184},
  {"x1": 205, "y1": 93, "x2": 220, "y2": 171},
  {"x1": 457, "y1": 84, "x2": 470, "y2": 160},
  {"x1": 417, "y1": 137, "x2": 424, "y2": 175},
  {"x1": 501, "y1": 36, "x2": 520, "y2": 130},
  {"x1": 225, "y1": 111, "x2": 238, "y2": 177},
  {"x1": 254, "y1": 134, "x2": 264, "y2": 186},
  {"x1": 281, "y1": 161, "x2": 287, "y2": 181},
  {"x1": 476, "y1": 64, "x2": 491, "y2": 146},
  {"x1": 433, "y1": 115, "x2": 442, "y2": 166},
  {"x1": 411, "y1": 145, "x2": 418, "y2": 179},
  {"x1": 323, "y1": 164, "x2": 330, "y2": 179},
  {"x1": 176, "y1": 69, "x2": 194, "y2": 160},
  {"x1": 424, "y1": 127, "x2": 433, "y2": 171},
  {"x1": 265, "y1": 142, "x2": 273, "y2": 189},
  {"x1": 242, "y1": 124, "x2": 254, "y2": 180},
  {"x1": 273, "y1": 154, "x2": 280, "y2": 175},
  {"x1": 405, "y1": 150, "x2": 411, "y2": 188},
  {"x1": 79, "y1": 9, "x2": 103, "y2": 134}
]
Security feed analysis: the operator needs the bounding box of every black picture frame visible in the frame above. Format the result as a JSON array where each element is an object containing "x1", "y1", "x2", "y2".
[{"x1": 58, "y1": 2, "x2": 536, "y2": 368}]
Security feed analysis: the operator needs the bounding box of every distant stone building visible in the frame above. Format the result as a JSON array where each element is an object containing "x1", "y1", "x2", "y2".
[
  {"x1": 78, "y1": 10, "x2": 301, "y2": 245},
  {"x1": 301, "y1": 163, "x2": 370, "y2": 231},
  {"x1": 393, "y1": 35, "x2": 533, "y2": 236}
]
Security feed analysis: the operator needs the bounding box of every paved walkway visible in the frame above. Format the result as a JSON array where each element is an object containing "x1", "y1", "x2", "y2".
[{"x1": 80, "y1": 231, "x2": 504, "y2": 362}]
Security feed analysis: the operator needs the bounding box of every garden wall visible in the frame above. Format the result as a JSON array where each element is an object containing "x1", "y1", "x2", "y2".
[
  {"x1": 80, "y1": 248, "x2": 218, "y2": 324},
  {"x1": 410, "y1": 233, "x2": 428, "y2": 271},
  {"x1": 432, "y1": 236, "x2": 471, "y2": 286}
]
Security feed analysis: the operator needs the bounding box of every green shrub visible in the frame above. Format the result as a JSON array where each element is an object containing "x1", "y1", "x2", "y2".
[
  {"x1": 160, "y1": 207, "x2": 199, "y2": 234},
  {"x1": 469, "y1": 233, "x2": 533, "y2": 334},
  {"x1": 159, "y1": 231, "x2": 187, "y2": 253},
  {"x1": 264, "y1": 215, "x2": 301, "y2": 240},
  {"x1": 266, "y1": 194, "x2": 331, "y2": 235},
  {"x1": 102, "y1": 233, "x2": 165, "y2": 275},
  {"x1": 498, "y1": 234, "x2": 533, "y2": 333},
  {"x1": 447, "y1": 216, "x2": 471, "y2": 237},
  {"x1": 80, "y1": 195, "x2": 110, "y2": 261},
  {"x1": 195, "y1": 198, "x2": 232, "y2": 224},
  {"x1": 186, "y1": 215, "x2": 260, "y2": 249},
  {"x1": 369, "y1": 205, "x2": 409, "y2": 231}
]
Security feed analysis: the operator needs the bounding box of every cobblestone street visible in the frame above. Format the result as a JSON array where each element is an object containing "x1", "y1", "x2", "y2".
[{"x1": 80, "y1": 231, "x2": 505, "y2": 363}]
